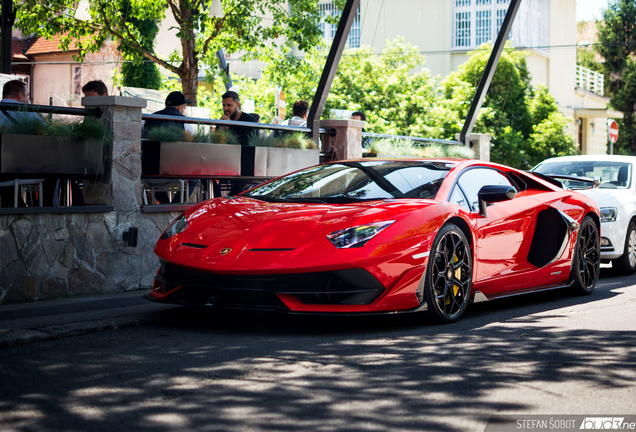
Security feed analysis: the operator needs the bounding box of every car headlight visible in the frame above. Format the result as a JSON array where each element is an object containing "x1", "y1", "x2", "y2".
[
  {"x1": 600, "y1": 207, "x2": 618, "y2": 223},
  {"x1": 326, "y1": 221, "x2": 395, "y2": 249},
  {"x1": 161, "y1": 214, "x2": 188, "y2": 240}
]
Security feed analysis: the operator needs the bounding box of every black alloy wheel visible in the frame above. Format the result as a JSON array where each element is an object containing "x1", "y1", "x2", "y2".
[
  {"x1": 570, "y1": 216, "x2": 600, "y2": 295},
  {"x1": 424, "y1": 223, "x2": 472, "y2": 324}
]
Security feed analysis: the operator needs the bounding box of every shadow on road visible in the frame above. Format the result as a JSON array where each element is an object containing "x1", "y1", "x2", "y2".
[{"x1": 1, "y1": 269, "x2": 634, "y2": 431}]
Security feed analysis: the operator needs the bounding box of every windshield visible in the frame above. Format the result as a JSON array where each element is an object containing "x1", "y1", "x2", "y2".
[
  {"x1": 243, "y1": 161, "x2": 453, "y2": 202},
  {"x1": 534, "y1": 161, "x2": 632, "y2": 190}
]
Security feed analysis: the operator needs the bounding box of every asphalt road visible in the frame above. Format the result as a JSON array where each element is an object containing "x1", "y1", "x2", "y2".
[{"x1": 1, "y1": 266, "x2": 635, "y2": 432}]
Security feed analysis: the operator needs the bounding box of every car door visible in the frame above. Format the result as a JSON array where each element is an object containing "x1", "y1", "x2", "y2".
[{"x1": 450, "y1": 167, "x2": 541, "y2": 295}]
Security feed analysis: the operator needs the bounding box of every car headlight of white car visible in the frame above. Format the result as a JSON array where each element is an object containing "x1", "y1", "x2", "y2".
[
  {"x1": 599, "y1": 207, "x2": 618, "y2": 223},
  {"x1": 327, "y1": 221, "x2": 395, "y2": 248}
]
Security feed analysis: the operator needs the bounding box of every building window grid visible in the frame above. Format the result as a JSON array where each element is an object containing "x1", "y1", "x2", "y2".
[
  {"x1": 319, "y1": 1, "x2": 361, "y2": 49},
  {"x1": 453, "y1": 0, "x2": 548, "y2": 52},
  {"x1": 476, "y1": 10, "x2": 492, "y2": 45},
  {"x1": 455, "y1": 12, "x2": 471, "y2": 47}
]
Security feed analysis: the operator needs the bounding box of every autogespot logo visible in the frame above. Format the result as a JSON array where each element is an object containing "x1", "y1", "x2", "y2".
[{"x1": 580, "y1": 418, "x2": 628, "y2": 429}]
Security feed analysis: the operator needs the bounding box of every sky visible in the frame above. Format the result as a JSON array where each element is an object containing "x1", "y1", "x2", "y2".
[{"x1": 576, "y1": 0, "x2": 611, "y2": 22}]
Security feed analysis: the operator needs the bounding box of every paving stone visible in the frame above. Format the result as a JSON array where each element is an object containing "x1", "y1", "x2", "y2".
[
  {"x1": 25, "y1": 276, "x2": 40, "y2": 298},
  {"x1": 69, "y1": 225, "x2": 95, "y2": 268},
  {"x1": 58, "y1": 242, "x2": 75, "y2": 267},
  {"x1": 51, "y1": 227, "x2": 69, "y2": 241},
  {"x1": 96, "y1": 251, "x2": 109, "y2": 275},
  {"x1": 87, "y1": 221, "x2": 111, "y2": 252},
  {"x1": 0, "y1": 260, "x2": 26, "y2": 292},
  {"x1": 42, "y1": 238, "x2": 66, "y2": 266},
  {"x1": 50, "y1": 260, "x2": 69, "y2": 280},
  {"x1": 28, "y1": 250, "x2": 50, "y2": 278},
  {"x1": 41, "y1": 277, "x2": 67, "y2": 298},
  {"x1": 11, "y1": 218, "x2": 32, "y2": 250},
  {"x1": 0, "y1": 229, "x2": 18, "y2": 268},
  {"x1": 68, "y1": 259, "x2": 105, "y2": 295},
  {"x1": 105, "y1": 251, "x2": 141, "y2": 292}
]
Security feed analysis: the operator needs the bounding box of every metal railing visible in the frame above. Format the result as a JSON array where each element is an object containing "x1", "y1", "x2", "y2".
[
  {"x1": 141, "y1": 113, "x2": 337, "y2": 136},
  {"x1": 0, "y1": 102, "x2": 101, "y2": 118},
  {"x1": 361, "y1": 132, "x2": 464, "y2": 146},
  {"x1": 576, "y1": 65, "x2": 605, "y2": 96}
]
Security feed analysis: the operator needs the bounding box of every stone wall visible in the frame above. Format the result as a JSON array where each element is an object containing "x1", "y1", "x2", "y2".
[
  {"x1": 0, "y1": 97, "x2": 181, "y2": 305},
  {"x1": 0, "y1": 97, "x2": 365, "y2": 305},
  {"x1": 0, "y1": 211, "x2": 179, "y2": 304}
]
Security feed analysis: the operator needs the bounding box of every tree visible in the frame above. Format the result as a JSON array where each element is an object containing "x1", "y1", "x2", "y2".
[
  {"x1": 14, "y1": 0, "x2": 328, "y2": 104},
  {"x1": 118, "y1": 0, "x2": 162, "y2": 89},
  {"x1": 596, "y1": 0, "x2": 636, "y2": 155}
]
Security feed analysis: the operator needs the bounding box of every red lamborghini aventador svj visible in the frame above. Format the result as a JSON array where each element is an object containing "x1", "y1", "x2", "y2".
[{"x1": 145, "y1": 158, "x2": 601, "y2": 323}]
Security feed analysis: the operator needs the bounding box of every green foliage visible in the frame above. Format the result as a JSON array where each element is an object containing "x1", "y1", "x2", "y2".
[
  {"x1": 0, "y1": 113, "x2": 108, "y2": 142},
  {"x1": 366, "y1": 139, "x2": 475, "y2": 159},
  {"x1": 247, "y1": 132, "x2": 317, "y2": 150},
  {"x1": 596, "y1": 0, "x2": 636, "y2": 154},
  {"x1": 210, "y1": 128, "x2": 240, "y2": 145},
  {"x1": 420, "y1": 144, "x2": 475, "y2": 159},
  {"x1": 118, "y1": 0, "x2": 162, "y2": 89},
  {"x1": 14, "y1": 0, "x2": 327, "y2": 104},
  {"x1": 143, "y1": 124, "x2": 187, "y2": 142},
  {"x1": 184, "y1": 125, "x2": 240, "y2": 144},
  {"x1": 526, "y1": 112, "x2": 579, "y2": 166}
]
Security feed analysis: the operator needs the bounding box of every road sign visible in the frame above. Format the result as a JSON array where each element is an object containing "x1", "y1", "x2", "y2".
[{"x1": 608, "y1": 119, "x2": 619, "y2": 144}]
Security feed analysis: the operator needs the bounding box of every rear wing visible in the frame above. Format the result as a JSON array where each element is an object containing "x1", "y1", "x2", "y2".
[{"x1": 530, "y1": 172, "x2": 600, "y2": 190}]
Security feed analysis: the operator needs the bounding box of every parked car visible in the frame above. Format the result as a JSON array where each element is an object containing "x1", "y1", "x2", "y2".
[
  {"x1": 533, "y1": 155, "x2": 636, "y2": 275},
  {"x1": 146, "y1": 158, "x2": 601, "y2": 324}
]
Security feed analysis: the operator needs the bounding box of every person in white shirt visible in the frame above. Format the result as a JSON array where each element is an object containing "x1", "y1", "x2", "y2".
[{"x1": 283, "y1": 100, "x2": 308, "y2": 127}]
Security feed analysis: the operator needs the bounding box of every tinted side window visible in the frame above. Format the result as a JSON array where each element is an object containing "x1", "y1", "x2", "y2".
[
  {"x1": 450, "y1": 186, "x2": 470, "y2": 211},
  {"x1": 456, "y1": 168, "x2": 513, "y2": 211}
]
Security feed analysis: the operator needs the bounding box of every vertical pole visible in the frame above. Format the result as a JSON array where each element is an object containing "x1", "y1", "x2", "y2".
[
  {"x1": 459, "y1": 0, "x2": 522, "y2": 145},
  {"x1": 308, "y1": 0, "x2": 360, "y2": 143},
  {"x1": 1, "y1": 0, "x2": 14, "y2": 74}
]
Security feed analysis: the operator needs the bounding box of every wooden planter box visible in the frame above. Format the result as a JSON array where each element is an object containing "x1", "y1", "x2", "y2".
[
  {"x1": 142, "y1": 140, "x2": 241, "y2": 176},
  {"x1": 246, "y1": 147, "x2": 320, "y2": 177},
  {"x1": 1, "y1": 134, "x2": 104, "y2": 176}
]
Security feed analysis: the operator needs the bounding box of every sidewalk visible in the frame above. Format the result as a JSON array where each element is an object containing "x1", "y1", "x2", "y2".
[{"x1": 0, "y1": 290, "x2": 180, "y2": 348}]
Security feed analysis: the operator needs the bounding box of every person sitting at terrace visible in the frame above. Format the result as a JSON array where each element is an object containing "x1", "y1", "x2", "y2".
[
  {"x1": 143, "y1": 91, "x2": 195, "y2": 136},
  {"x1": 81, "y1": 80, "x2": 108, "y2": 97},
  {"x1": 219, "y1": 91, "x2": 257, "y2": 146},
  {"x1": 285, "y1": 100, "x2": 309, "y2": 127},
  {"x1": 0, "y1": 80, "x2": 45, "y2": 127}
]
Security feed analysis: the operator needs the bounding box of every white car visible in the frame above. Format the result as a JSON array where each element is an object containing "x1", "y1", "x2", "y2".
[{"x1": 532, "y1": 155, "x2": 636, "y2": 275}]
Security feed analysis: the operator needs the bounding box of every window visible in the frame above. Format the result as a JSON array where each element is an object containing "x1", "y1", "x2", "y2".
[
  {"x1": 319, "y1": 1, "x2": 361, "y2": 49},
  {"x1": 455, "y1": 168, "x2": 514, "y2": 211},
  {"x1": 452, "y1": 0, "x2": 549, "y2": 54},
  {"x1": 72, "y1": 66, "x2": 82, "y2": 96}
]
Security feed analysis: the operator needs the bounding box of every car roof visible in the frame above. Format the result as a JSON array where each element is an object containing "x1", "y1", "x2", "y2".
[{"x1": 538, "y1": 155, "x2": 636, "y2": 165}]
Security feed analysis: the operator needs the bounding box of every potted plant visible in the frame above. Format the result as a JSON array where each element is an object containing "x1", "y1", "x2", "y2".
[
  {"x1": 141, "y1": 125, "x2": 242, "y2": 176},
  {"x1": 246, "y1": 132, "x2": 320, "y2": 177},
  {"x1": 0, "y1": 115, "x2": 107, "y2": 176}
]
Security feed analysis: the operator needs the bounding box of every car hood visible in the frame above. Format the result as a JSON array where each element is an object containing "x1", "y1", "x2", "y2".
[
  {"x1": 178, "y1": 196, "x2": 436, "y2": 249},
  {"x1": 576, "y1": 187, "x2": 629, "y2": 209}
]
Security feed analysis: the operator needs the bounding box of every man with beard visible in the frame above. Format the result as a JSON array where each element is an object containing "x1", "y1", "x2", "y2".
[{"x1": 219, "y1": 91, "x2": 257, "y2": 146}]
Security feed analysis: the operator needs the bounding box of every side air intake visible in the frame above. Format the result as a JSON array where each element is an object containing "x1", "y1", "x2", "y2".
[{"x1": 527, "y1": 207, "x2": 569, "y2": 268}]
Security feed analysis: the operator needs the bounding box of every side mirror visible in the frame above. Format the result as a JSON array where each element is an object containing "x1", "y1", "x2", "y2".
[{"x1": 477, "y1": 185, "x2": 517, "y2": 217}]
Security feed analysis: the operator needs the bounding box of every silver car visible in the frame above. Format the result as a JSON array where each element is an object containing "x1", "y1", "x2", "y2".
[{"x1": 533, "y1": 155, "x2": 636, "y2": 275}]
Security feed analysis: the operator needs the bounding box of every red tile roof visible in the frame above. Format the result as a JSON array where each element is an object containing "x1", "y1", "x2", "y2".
[{"x1": 25, "y1": 34, "x2": 81, "y2": 55}]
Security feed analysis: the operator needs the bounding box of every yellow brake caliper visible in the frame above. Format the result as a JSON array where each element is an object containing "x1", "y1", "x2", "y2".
[{"x1": 445, "y1": 254, "x2": 461, "y2": 306}]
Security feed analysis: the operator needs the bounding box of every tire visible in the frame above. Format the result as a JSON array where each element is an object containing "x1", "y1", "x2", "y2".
[
  {"x1": 569, "y1": 216, "x2": 600, "y2": 295},
  {"x1": 612, "y1": 221, "x2": 636, "y2": 275},
  {"x1": 423, "y1": 223, "x2": 473, "y2": 324}
]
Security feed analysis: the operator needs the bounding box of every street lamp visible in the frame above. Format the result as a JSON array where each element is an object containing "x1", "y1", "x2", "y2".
[
  {"x1": 75, "y1": 0, "x2": 91, "y2": 21},
  {"x1": 209, "y1": 0, "x2": 223, "y2": 18}
]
